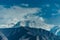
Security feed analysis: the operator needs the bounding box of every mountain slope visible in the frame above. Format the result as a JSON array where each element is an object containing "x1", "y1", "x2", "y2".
[{"x1": 0, "y1": 27, "x2": 59, "y2": 40}]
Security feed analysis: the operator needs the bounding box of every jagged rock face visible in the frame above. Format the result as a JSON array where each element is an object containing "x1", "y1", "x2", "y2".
[
  {"x1": 0, "y1": 27, "x2": 59, "y2": 40},
  {"x1": 50, "y1": 26, "x2": 60, "y2": 36},
  {"x1": 0, "y1": 32, "x2": 8, "y2": 40}
]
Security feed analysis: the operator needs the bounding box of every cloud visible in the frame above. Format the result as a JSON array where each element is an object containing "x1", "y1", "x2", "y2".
[
  {"x1": 55, "y1": 3, "x2": 60, "y2": 8},
  {"x1": 20, "y1": 3, "x2": 29, "y2": 7},
  {"x1": 0, "y1": 5, "x2": 41, "y2": 28},
  {"x1": 0, "y1": 5, "x2": 55, "y2": 30},
  {"x1": 43, "y1": 24, "x2": 55, "y2": 31},
  {"x1": 51, "y1": 13, "x2": 57, "y2": 16},
  {"x1": 21, "y1": 14, "x2": 54, "y2": 31},
  {"x1": 45, "y1": 4, "x2": 50, "y2": 7},
  {"x1": 52, "y1": 9, "x2": 60, "y2": 15},
  {"x1": 42, "y1": 4, "x2": 50, "y2": 8},
  {"x1": 57, "y1": 9, "x2": 60, "y2": 13}
]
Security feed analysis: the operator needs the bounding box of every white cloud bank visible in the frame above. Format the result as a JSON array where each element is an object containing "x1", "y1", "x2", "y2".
[
  {"x1": 0, "y1": 5, "x2": 55, "y2": 31},
  {"x1": 20, "y1": 15, "x2": 55, "y2": 31},
  {"x1": 0, "y1": 5, "x2": 40, "y2": 28}
]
